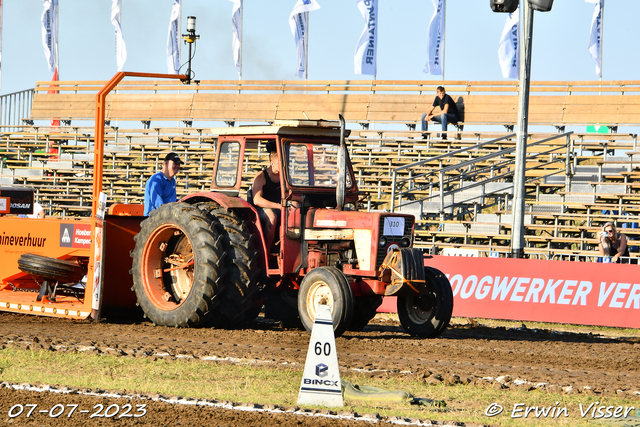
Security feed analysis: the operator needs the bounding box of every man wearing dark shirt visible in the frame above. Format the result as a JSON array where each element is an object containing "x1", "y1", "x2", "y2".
[
  {"x1": 252, "y1": 142, "x2": 281, "y2": 250},
  {"x1": 421, "y1": 86, "x2": 459, "y2": 140},
  {"x1": 144, "y1": 152, "x2": 182, "y2": 216}
]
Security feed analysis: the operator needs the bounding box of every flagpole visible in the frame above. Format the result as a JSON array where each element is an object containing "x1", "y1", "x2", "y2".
[
  {"x1": 599, "y1": 0, "x2": 603, "y2": 81},
  {"x1": 239, "y1": 0, "x2": 243, "y2": 80},
  {"x1": 55, "y1": 0, "x2": 59, "y2": 76},
  {"x1": 178, "y1": 0, "x2": 182, "y2": 73},
  {"x1": 442, "y1": 0, "x2": 446, "y2": 80},
  {"x1": 304, "y1": 11, "x2": 309, "y2": 80}
]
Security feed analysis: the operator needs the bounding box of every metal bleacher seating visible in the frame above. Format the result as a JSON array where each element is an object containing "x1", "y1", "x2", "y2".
[{"x1": 0, "y1": 78, "x2": 637, "y2": 260}]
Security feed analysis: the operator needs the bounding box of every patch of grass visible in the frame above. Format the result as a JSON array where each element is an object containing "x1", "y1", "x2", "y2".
[
  {"x1": 0, "y1": 348, "x2": 300, "y2": 403},
  {"x1": 1, "y1": 347, "x2": 639, "y2": 426}
]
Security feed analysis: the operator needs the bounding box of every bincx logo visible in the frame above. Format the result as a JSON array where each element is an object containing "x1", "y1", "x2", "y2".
[{"x1": 315, "y1": 363, "x2": 328, "y2": 378}]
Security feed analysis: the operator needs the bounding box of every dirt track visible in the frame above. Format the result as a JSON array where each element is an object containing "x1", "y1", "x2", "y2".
[{"x1": 1, "y1": 311, "x2": 639, "y2": 426}]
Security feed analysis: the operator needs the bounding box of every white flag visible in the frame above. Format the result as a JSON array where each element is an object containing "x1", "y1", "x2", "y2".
[
  {"x1": 498, "y1": 8, "x2": 519, "y2": 79},
  {"x1": 586, "y1": 0, "x2": 603, "y2": 78},
  {"x1": 289, "y1": 0, "x2": 321, "y2": 79},
  {"x1": 354, "y1": 0, "x2": 378, "y2": 76},
  {"x1": 423, "y1": 0, "x2": 444, "y2": 76},
  {"x1": 166, "y1": 0, "x2": 180, "y2": 74},
  {"x1": 41, "y1": 0, "x2": 58, "y2": 73},
  {"x1": 230, "y1": 0, "x2": 242, "y2": 77},
  {"x1": 111, "y1": 0, "x2": 127, "y2": 72}
]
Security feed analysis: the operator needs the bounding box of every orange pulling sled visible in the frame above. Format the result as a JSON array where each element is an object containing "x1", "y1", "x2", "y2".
[{"x1": 0, "y1": 72, "x2": 185, "y2": 320}]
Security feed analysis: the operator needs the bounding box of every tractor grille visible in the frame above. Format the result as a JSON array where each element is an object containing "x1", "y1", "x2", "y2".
[{"x1": 375, "y1": 216, "x2": 414, "y2": 269}]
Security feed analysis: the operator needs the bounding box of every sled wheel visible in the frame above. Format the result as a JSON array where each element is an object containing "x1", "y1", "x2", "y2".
[
  {"x1": 18, "y1": 253, "x2": 86, "y2": 283},
  {"x1": 347, "y1": 295, "x2": 383, "y2": 332},
  {"x1": 131, "y1": 203, "x2": 226, "y2": 327},
  {"x1": 197, "y1": 204, "x2": 262, "y2": 328},
  {"x1": 298, "y1": 267, "x2": 353, "y2": 338},
  {"x1": 425, "y1": 266, "x2": 454, "y2": 336},
  {"x1": 264, "y1": 288, "x2": 302, "y2": 328},
  {"x1": 397, "y1": 266, "x2": 454, "y2": 338}
]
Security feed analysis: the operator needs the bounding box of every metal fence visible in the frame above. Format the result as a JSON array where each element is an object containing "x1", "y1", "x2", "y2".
[
  {"x1": 0, "y1": 89, "x2": 34, "y2": 130},
  {"x1": 390, "y1": 131, "x2": 574, "y2": 220},
  {"x1": 552, "y1": 253, "x2": 637, "y2": 263}
]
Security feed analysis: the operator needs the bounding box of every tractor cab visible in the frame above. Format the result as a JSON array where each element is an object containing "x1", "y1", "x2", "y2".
[
  {"x1": 211, "y1": 120, "x2": 358, "y2": 205},
  {"x1": 209, "y1": 120, "x2": 360, "y2": 274}
]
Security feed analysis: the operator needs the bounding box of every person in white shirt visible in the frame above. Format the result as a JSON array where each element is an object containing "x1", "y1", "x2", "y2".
[{"x1": 18, "y1": 202, "x2": 45, "y2": 219}]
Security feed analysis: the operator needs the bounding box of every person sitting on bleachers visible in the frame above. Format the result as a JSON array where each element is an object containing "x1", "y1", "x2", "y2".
[
  {"x1": 421, "y1": 86, "x2": 459, "y2": 140},
  {"x1": 598, "y1": 221, "x2": 629, "y2": 263}
]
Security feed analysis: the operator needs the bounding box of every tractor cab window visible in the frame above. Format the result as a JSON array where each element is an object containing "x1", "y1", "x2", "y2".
[
  {"x1": 215, "y1": 141, "x2": 240, "y2": 187},
  {"x1": 285, "y1": 142, "x2": 352, "y2": 188}
]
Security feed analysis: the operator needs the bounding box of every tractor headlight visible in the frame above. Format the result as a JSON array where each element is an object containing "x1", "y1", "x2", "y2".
[
  {"x1": 379, "y1": 236, "x2": 387, "y2": 246},
  {"x1": 401, "y1": 237, "x2": 411, "y2": 247}
]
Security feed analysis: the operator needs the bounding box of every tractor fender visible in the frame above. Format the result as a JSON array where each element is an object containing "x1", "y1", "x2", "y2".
[
  {"x1": 180, "y1": 191, "x2": 252, "y2": 210},
  {"x1": 179, "y1": 191, "x2": 270, "y2": 270}
]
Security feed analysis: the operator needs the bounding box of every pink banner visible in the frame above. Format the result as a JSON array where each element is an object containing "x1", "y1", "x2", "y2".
[{"x1": 380, "y1": 255, "x2": 640, "y2": 329}]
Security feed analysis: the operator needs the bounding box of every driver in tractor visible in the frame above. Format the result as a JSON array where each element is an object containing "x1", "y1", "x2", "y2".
[{"x1": 251, "y1": 141, "x2": 281, "y2": 251}]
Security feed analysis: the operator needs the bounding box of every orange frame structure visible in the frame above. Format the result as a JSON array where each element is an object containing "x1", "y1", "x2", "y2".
[{"x1": 0, "y1": 72, "x2": 186, "y2": 320}]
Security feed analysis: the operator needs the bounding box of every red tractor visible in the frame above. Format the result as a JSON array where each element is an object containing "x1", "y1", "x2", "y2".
[{"x1": 131, "y1": 116, "x2": 454, "y2": 337}]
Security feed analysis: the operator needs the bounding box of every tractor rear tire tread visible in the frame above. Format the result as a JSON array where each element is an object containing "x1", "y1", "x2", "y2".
[
  {"x1": 131, "y1": 203, "x2": 226, "y2": 328},
  {"x1": 197, "y1": 204, "x2": 262, "y2": 328}
]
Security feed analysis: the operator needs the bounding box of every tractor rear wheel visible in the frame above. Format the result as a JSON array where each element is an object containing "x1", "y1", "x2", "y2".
[
  {"x1": 131, "y1": 203, "x2": 226, "y2": 327},
  {"x1": 397, "y1": 266, "x2": 453, "y2": 338},
  {"x1": 18, "y1": 253, "x2": 86, "y2": 283},
  {"x1": 298, "y1": 267, "x2": 353, "y2": 337},
  {"x1": 197, "y1": 204, "x2": 262, "y2": 328}
]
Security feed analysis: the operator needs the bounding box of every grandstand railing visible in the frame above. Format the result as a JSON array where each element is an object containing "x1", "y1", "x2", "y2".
[
  {"x1": 32, "y1": 79, "x2": 640, "y2": 95},
  {"x1": 552, "y1": 253, "x2": 637, "y2": 263},
  {"x1": 390, "y1": 132, "x2": 574, "y2": 219},
  {"x1": 0, "y1": 89, "x2": 34, "y2": 130}
]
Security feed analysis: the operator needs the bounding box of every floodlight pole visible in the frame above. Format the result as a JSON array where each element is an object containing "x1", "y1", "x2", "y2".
[{"x1": 511, "y1": 0, "x2": 534, "y2": 258}]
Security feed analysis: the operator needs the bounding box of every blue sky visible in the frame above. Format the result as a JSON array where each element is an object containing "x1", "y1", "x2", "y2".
[{"x1": 1, "y1": 1, "x2": 637, "y2": 95}]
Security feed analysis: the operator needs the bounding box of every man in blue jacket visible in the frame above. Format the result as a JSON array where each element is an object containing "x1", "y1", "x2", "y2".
[{"x1": 144, "y1": 152, "x2": 182, "y2": 216}]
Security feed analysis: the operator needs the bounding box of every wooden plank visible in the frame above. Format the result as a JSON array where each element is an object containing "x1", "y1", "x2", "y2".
[
  {"x1": 27, "y1": 82, "x2": 640, "y2": 126},
  {"x1": 275, "y1": 94, "x2": 369, "y2": 121},
  {"x1": 30, "y1": 93, "x2": 95, "y2": 119}
]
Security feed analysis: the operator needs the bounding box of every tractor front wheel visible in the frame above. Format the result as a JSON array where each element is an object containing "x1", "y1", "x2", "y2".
[
  {"x1": 131, "y1": 203, "x2": 226, "y2": 327},
  {"x1": 397, "y1": 267, "x2": 453, "y2": 338},
  {"x1": 298, "y1": 267, "x2": 353, "y2": 337}
]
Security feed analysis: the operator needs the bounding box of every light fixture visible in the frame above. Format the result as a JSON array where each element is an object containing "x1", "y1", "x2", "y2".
[
  {"x1": 186, "y1": 16, "x2": 196, "y2": 33},
  {"x1": 182, "y1": 16, "x2": 200, "y2": 84}
]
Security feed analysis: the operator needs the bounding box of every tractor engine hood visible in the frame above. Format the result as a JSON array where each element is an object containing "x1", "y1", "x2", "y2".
[
  {"x1": 310, "y1": 209, "x2": 413, "y2": 230},
  {"x1": 302, "y1": 208, "x2": 416, "y2": 275}
]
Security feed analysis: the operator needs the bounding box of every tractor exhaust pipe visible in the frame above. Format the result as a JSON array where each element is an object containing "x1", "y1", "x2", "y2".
[{"x1": 337, "y1": 114, "x2": 346, "y2": 211}]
